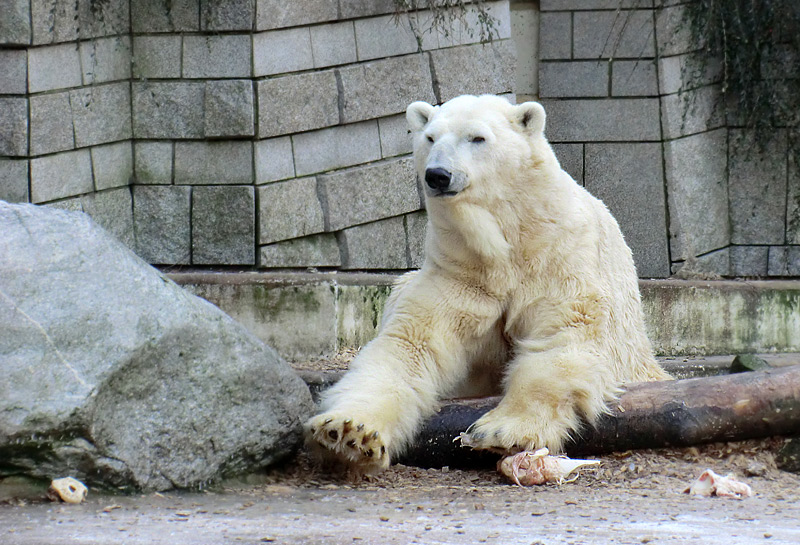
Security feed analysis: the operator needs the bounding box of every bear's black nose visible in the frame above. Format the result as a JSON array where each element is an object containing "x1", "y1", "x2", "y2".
[{"x1": 425, "y1": 168, "x2": 452, "y2": 191}]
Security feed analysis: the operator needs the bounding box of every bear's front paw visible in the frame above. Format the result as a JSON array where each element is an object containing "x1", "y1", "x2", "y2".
[
  {"x1": 305, "y1": 413, "x2": 389, "y2": 472},
  {"x1": 459, "y1": 404, "x2": 572, "y2": 456}
]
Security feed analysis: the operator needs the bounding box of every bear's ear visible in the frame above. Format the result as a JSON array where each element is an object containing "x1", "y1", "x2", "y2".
[
  {"x1": 514, "y1": 102, "x2": 546, "y2": 135},
  {"x1": 407, "y1": 101, "x2": 435, "y2": 132}
]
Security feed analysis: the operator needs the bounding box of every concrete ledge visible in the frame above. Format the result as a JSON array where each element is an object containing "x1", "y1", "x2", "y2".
[{"x1": 169, "y1": 272, "x2": 800, "y2": 360}]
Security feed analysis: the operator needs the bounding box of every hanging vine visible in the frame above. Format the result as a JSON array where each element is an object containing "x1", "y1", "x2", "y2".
[
  {"x1": 682, "y1": 0, "x2": 800, "y2": 132},
  {"x1": 393, "y1": 0, "x2": 500, "y2": 50}
]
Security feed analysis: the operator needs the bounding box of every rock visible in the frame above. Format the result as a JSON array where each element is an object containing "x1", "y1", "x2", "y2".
[
  {"x1": 0, "y1": 201, "x2": 314, "y2": 491},
  {"x1": 730, "y1": 354, "x2": 771, "y2": 373}
]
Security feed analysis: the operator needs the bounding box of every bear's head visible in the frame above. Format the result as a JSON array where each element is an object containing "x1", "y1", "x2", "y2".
[{"x1": 406, "y1": 95, "x2": 549, "y2": 204}]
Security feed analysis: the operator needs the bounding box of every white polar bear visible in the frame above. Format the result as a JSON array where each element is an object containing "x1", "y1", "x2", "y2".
[{"x1": 306, "y1": 94, "x2": 670, "y2": 472}]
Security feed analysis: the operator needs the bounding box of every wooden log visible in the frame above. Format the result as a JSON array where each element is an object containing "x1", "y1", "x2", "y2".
[{"x1": 398, "y1": 365, "x2": 800, "y2": 469}]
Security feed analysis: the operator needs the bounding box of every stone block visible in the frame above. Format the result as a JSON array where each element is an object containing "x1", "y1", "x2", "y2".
[
  {"x1": 339, "y1": 216, "x2": 408, "y2": 270},
  {"x1": 338, "y1": 54, "x2": 436, "y2": 123},
  {"x1": 658, "y1": 52, "x2": 722, "y2": 96},
  {"x1": 311, "y1": 21, "x2": 357, "y2": 68},
  {"x1": 30, "y1": 0, "x2": 75, "y2": 44},
  {"x1": 687, "y1": 248, "x2": 731, "y2": 276},
  {"x1": 131, "y1": 0, "x2": 199, "y2": 33},
  {"x1": 0, "y1": 159, "x2": 29, "y2": 203},
  {"x1": 258, "y1": 178, "x2": 325, "y2": 244},
  {"x1": 539, "y1": 60, "x2": 608, "y2": 98},
  {"x1": 730, "y1": 246, "x2": 769, "y2": 277},
  {"x1": 430, "y1": 40, "x2": 516, "y2": 102},
  {"x1": 28, "y1": 43, "x2": 82, "y2": 93},
  {"x1": 133, "y1": 185, "x2": 191, "y2": 264},
  {"x1": 574, "y1": 9, "x2": 655, "y2": 59},
  {"x1": 255, "y1": 0, "x2": 338, "y2": 30},
  {"x1": 255, "y1": 136, "x2": 295, "y2": 184},
  {"x1": 174, "y1": 141, "x2": 253, "y2": 185},
  {"x1": 292, "y1": 121, "x2": 381, "y2": 177},
  {"x1": 405, "y1": 211, "x2": 428, "y2": 268},
  {"x1": 192, "y1": 185, "x2": 255, "y2": 265},
  {"x1": 585, "y1": 143, "x2": 669, "y2": 278},
  {"x1": 612, "y1": 60, "x2": 658, "y2": 96},
  {"x1": 31, "y1": 1, "x2": 127, "y2": 44},
  {"x1": 512, "y1": 1, "x2": 539, "y2": 97},
  {"x1": 29, "y1": 92, "x2": 74, "y2": 155},
  {"x1": 201, "y1": 0, "x2": 254, "y2": 31},
  {"x1": 256, "y1": 71, "x2": 338, "y2": 138},
  {"x1": 338, "y1": 0, "x2": 395, "y2": 19},
  {"x1": 253, "y1": 27, "x2": 313, "y2": 76},
  {"x1": 80, "y1": 187, "x2": 134, "y2": 249},
  {"x1": 767, "y1": 246, "x2": 800, "y2": 277},
  {"x1": 80, "y1": 36, "x2": 131, "y2": 85},
  {"x1": 132, "y1": 35, "x2": 181, "y2": 79},
  {"x1": 30, "y1": 149, "x2": 93, "y2": 203},
  {"x1": 541, "y1": 98, "x2": 660, "y2": 142},
  {"x1": 788, "y1": 145, "x2": 800, "y2": 244},
  {"x1": 551, "y1": 143, "x2": 583, "y2": 183},
  {"x1": 43, "y1": 196, "x2": 83, "y2": 211},
  {"x1": 0, "y1": 97, "x2": 28, "y2": 156},
  {"x1": 82, "y1": 0, "x2": 131, "y2": 40},
  {"x1": 132, "y1": 81, "x2": 205, "y2": 139},
  {"x1": 655, "y1": 4, "x2": 695, "y2": 57},
  {"x1": 0, "y1": 0, "x2": 31, "y2": 44},
  {"x1": 729, "y1": 130, "x2": 787, "y2": 245},
  {"x1": 0, "y1": 50, "x2": 28, "y2": 94},
  {"x1": 91, "y1": 141, "x2": 133, "y2": 191},
  {"x1": 354, "y1": 14, "x2": 425, "y2": 62},
  {"x1": 318, "y1": 157, "x2": 420, "y2": 232},
  {"x1": 539, "y1": 12, "x2": 571, "y2": 60},
  {"x1": 134, "y1": 142, "x2": 172, "y2": 185},
  {"x1": 437, "y1": 0, "x2": 512, "y2": 48},
  {"x1": 541, "y1": 0, "x2": 653, "y2": 9},
  {"x1": 660, "y1": 85, "x2": 724, "y2": 140},
  {"x1": 70, "y1": 83, "x2": 132, "y2": 147},
  {"x1": 204, "y1": 79, "x2": 255, "y2": 137},
  {"x1": 259, "y1": 233, "x2": 341, "y2": 268},
  {"x1": 379, "y1": 114, "x2": 413, "y2": 158},
  {"x1": 663, "y1": 129, "x2": 729, "y2": 260},
  {"x1": 767, "y1": 247, "x2": 800, "y2": 277},
  {"x1": 183, "y1": 35, "x2": 251, "y2": 78}
]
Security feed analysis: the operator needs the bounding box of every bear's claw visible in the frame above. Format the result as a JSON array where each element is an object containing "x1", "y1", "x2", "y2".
[{"x1": 306, "y1": 413, "x2": 390, "y2": 472}]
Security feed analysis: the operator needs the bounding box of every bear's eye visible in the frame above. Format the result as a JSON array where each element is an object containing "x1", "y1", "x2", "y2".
[
  {"x1": 470, "y1": 136, "x2": 486, "y2": 144},
  {"x1": 426, "y1": 135, "x2": 434, "y2": 143}
]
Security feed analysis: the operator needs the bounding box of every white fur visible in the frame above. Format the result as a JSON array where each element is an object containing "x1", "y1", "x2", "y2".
[{"x1": 306, "y1": 95, "x2": 669, "y2": 471}]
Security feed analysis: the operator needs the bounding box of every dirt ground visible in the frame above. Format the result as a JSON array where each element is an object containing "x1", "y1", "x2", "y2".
[{"x1": 3, "y1": 439, "x2": 800, "y2": 545}]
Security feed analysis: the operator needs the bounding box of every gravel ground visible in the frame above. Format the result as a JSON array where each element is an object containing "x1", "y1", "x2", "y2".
[
  {"x1": 4, "y1": 353, "x2": 799, "y2": 544},
  {"x1": 3, "y1": 439, "x2": 800, "y2": 545}
]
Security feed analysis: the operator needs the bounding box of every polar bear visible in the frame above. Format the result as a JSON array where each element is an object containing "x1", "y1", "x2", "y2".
[{"x1": 306, "y1": 94, "x2": 670, "y2": 472}]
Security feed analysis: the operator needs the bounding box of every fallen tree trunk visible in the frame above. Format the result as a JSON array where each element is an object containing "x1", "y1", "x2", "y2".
[{"x1": 398, "y1": 364, "x2": 800, "y2": 469}]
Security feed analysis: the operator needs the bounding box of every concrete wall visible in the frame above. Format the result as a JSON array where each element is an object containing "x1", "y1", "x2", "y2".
[
  {"x1": 0, "y1": 0, "x2": 514, "y2": 270},
  {"x1": 175, "y1": 272, "x2": 800, "y2": 359}
]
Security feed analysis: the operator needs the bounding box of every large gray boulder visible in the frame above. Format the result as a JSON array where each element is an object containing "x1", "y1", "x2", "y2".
[{"x1": 0, "y1": 201, "x2": 314, "y2": 491}]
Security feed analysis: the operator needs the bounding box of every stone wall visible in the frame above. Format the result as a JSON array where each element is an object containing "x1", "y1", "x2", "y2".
[
  {"x1": 0, "y1": 0, "x2": 514, "y2": 269},
  {"x1": 2, "y1": 0, "x2": 797, "y2": 278},
  {"x1": 538, "y1": 0, "x2": 799, "y2": 278}
]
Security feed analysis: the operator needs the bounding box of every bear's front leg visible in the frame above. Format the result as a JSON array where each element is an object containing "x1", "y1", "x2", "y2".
[
  {"x1": 305, "y1": 339, "x2": 436, "y2": 472},
  {"x1": 306, "y1": 272, "x2": 504, "y2": 473},
  {"x1": 461, "y1": 343, "x2": 618, "y2": 454}
]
